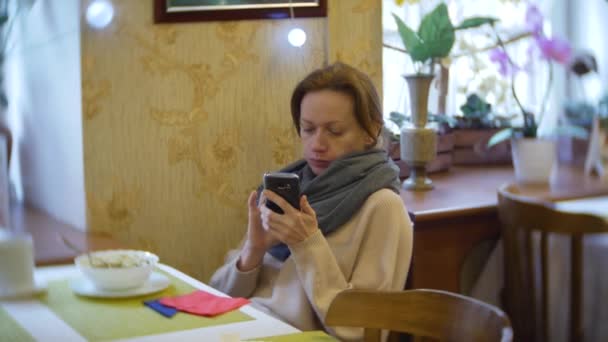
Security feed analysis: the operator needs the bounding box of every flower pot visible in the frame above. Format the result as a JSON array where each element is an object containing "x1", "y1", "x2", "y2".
[
  {"x1": 511, "y1": 138, "x2": 556, "y2": 184},
  {"x1": 452, "y1": 129, "x2": 512, "y2": 165}
]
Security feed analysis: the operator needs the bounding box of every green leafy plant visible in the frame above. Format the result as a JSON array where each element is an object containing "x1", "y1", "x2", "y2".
[
  {"x1": 455, "y1": 94, "x2": 513, "y2": 129},
  {"x1": 565, "y1": 94, "x2": 608, "y2": 131},
  {"x1": 563, "y1": 100, "x2": 596, "y2": 128},
  {"x1": 387, "y1": 111, "x2": 455, "y2": 142},
  {"x1": 460, "y1": 94, "x2": 491, "y2": 118},
  {"x1": 388, "y1": 94, "x2": 512, "y2": 133},
  {"x1": 392, "y1": 3, "x2": 497, "y2": 73}
]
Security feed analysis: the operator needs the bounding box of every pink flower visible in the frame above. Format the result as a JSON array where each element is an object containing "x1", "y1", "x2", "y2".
[
  {"x1": 535, "y1": 35, "x2": 572, "y2": 64},
  {"x1": 487, "y1": 3, "x2": 573, "y2": 133},
  {"x1": 522, "y1": 43, "x2": 536, "y2": 73},
  {"x1": 525, "y1": 4, "x2": 544, "y2": 37},
  {"x1": 489, "y1": 48, "x2": 512, "y2": 76}
]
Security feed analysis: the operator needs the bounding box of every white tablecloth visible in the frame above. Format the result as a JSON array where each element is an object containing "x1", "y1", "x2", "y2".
[{"x1": 1, "y1": 264, "x2": 300, "y2": 342}]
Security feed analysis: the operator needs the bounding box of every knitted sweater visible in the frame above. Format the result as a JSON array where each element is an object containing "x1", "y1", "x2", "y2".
[{"x1": 209, "y1": 189, "x2": 413, "y2": 341}]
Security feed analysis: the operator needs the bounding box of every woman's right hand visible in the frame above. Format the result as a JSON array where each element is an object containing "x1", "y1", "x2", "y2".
[{"x1": 237, "y1": 190, "x2": 279, "y2": 271}]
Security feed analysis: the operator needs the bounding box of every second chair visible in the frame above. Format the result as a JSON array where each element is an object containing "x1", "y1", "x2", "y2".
[{"x1": 325, "y1": 288, "x2": 512, "y2": 342}]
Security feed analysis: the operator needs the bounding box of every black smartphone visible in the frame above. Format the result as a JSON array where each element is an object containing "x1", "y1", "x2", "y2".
[{"x1": 263, "y1": 172, "x2": 301, "y2": 214}]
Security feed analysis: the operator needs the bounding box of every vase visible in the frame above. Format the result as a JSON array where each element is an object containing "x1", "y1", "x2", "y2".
[
  {"x1": 405, "y1": 74, "x2": 434, "y2": 128},
  {"x1": 389, "y1": 132, "x2": 454, "y2": 178},
  {"x1": 400, "y1": 74, "x2": 437, "y2": 191},
  {"x1": 511, "y1": 137, "x2": 556, "y2": 184}
]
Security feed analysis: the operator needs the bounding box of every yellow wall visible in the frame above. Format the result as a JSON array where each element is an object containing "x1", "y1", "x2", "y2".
[{"x1": 82, "y1": 0, "x2": 381, "y2": 281}]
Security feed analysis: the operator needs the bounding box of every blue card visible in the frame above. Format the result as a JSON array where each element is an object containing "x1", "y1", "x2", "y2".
[{"x1": 144, "y1": 299, "x2": 178, "y2": 318}]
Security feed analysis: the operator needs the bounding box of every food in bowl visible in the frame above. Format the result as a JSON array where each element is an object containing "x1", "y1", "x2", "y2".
[{"x1": 75, "y1": 250, "x2": 159, "y2": 291}]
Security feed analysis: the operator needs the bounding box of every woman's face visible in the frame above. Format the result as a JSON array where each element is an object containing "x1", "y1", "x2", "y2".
[{"x1": 300, "y1": 89, "x2": 374, "y2": 175}]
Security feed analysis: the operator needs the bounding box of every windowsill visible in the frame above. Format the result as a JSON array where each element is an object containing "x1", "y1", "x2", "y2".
[{"x1": 400, "y1": 164, "x2": 608, "y2": 223}]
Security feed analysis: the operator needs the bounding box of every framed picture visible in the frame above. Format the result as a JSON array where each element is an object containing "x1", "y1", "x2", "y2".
[{"x1": 154, "y1": 0, "x2": 327, "y2": 23}]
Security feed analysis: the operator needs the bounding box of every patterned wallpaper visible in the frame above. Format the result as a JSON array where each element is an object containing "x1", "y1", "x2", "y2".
[{"x1": 81, "y1": 0, "x2": 381, "y2": 281}]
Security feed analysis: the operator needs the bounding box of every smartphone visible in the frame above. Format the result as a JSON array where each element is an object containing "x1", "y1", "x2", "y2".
[{"x1": 263, "y1": 172, "x2": 301, "y2": 214}]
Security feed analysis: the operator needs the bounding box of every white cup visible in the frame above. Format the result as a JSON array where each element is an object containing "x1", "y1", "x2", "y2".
[{"x1": 0, "y1": 229, "x2": 37, "y2": 298}]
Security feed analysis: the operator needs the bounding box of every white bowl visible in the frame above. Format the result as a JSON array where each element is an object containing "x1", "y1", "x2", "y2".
[{"x1": 75, "y1": 249, "x2": 159, "y2": 291}]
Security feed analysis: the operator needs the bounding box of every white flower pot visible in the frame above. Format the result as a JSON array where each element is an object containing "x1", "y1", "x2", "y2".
[{"x1": 511, "y1": 138, "x2": 556, "y2": 184}]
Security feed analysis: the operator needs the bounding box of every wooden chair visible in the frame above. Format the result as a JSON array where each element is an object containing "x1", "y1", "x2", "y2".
[
  {"x1": 497, "y1": 184, "x2": 608, "y2": 342},
  {"x1": 325, "y1": 288, "x2": 513, "y2": 342}
]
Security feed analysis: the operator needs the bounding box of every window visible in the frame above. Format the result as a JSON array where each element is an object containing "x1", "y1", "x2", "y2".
[{"x1": 383, "y1": 0, "x2": 563, "y2": 133}]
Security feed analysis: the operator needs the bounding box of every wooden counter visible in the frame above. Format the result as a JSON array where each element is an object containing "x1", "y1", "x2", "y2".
[
  {"x1": 401, "y1": 165, "x2": 608, "y2": 293},
  {"x1": 9, "y1": 202, "x2": 123, "y2": 266}
]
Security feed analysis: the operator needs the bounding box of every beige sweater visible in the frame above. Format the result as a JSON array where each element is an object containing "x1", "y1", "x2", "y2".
[{"x1": 209, "y1": 189, "x2": 413, "y2": 341}]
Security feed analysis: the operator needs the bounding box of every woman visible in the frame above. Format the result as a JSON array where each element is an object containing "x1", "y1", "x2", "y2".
[{"x1": 210, "y1": 62, "x2": 413, "y2": 341}]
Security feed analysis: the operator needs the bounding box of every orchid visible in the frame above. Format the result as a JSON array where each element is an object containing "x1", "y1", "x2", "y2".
[{"x1": 487, "y1": 4, "x2": 587, "y2": 146}]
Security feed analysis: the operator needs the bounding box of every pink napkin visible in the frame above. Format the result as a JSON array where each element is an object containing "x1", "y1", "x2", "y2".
[{"x1": 159, "y1": 290, "x2": 250, "y2": 317}]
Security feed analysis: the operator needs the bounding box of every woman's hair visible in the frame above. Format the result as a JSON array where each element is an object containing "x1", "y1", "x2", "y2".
[{"x1": 290, "y1": 62, "x2": 384, "y2": 147}]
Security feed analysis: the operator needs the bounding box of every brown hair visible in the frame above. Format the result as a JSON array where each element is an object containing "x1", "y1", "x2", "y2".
[{"x1": 290, "y1": 62, "x2": 383, "y2": 147}]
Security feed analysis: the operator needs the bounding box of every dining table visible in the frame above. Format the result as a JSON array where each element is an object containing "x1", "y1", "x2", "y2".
[{"x1": 0, "y1": 263, "x2": 336, "y2": 342}]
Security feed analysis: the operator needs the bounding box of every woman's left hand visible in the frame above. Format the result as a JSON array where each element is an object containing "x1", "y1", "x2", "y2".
[{"x1": 260, "y1": 190, "x2": 318, "y2": 245}]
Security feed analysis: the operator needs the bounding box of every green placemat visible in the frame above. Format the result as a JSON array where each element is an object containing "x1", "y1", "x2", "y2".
[
  {"x1": 249, "y1": 331, "x2": 338, "y2": 341},
  {"x1": 39, "y1": 271, "x2": 253, "y2": 341},
  {"x1": 0, "y1": 305, "x2": 36, "y2": 342}
]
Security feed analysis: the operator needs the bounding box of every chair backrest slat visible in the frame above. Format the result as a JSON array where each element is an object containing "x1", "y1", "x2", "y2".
[
  {"x1": 571, "y1": 234, "x2": 583, "y2": 342},
  {"x1": 524, "y1": 229, "x2": 536, "y2": 340},
  {"x1": 498, "y1": 184, "x2": 608, "y2": 342},
  {"x1": 540, "y1": 231, "x2": 549, "y2": 342},
  {"x1": 325, "y1": 288, "x2": 512, "y2": 342}
]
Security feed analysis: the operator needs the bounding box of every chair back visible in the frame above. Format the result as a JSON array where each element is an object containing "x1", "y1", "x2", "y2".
[
  {"x1": 325, "y1": 288, "x2": 512, "y2": 342},
  {"x1": 497, "y1": 184, "x2": 608, "y2": 342}
]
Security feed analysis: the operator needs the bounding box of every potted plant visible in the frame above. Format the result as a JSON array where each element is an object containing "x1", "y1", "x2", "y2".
[
  {"x1": 486, "y1": 4, "x2": 587, "y2": 184},
  {"x1": 391, "y1": 3, "x2": 496, "y2": 189},
  {"x1": 452, "y1": 94, "x2": 514, "y2": 165}
]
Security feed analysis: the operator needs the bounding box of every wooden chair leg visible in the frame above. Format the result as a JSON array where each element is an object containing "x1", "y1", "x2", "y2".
[{"x1": 570, "y1": 235, "x2": 583, "y2": 342}]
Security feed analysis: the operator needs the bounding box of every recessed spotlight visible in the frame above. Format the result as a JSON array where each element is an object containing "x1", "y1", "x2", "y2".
[
  {"x1": 288, "y1": 28, "x2": 306, "y2": 47},
  {"x1": 86, "y1": 0, "x2": 114, "y2": 29}
]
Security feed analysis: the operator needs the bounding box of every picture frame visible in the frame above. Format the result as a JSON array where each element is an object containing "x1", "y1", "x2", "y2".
[{"x1": 154, "y1": 0, "x2": 327, "y2": 23}]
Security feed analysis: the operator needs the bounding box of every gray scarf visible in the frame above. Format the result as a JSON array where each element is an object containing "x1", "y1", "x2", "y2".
[{"x1": 260, "y1": 148, "x2": 400, "y2": 261}]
